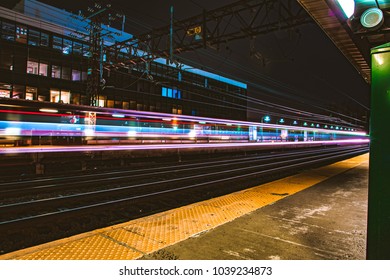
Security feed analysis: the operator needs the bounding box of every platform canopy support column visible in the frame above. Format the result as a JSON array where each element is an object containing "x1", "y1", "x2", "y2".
[{"x1": 367, "y1": 43, "x2": 390, "y2": 259}]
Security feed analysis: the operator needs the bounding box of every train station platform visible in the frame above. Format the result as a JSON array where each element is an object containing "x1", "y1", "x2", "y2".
[{"x1": 0, "y1": 153, "x2": 369, "y2": 260}]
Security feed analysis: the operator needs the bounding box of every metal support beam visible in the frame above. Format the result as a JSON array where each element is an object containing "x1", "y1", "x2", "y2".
[
  {"x1": 106, "y1": 0, "x2": 312, "y2": 67},
  {"x1": 367, "y1": 42, "x2": 390, "y2": 259}
]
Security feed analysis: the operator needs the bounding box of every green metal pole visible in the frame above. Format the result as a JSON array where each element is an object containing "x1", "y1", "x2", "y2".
[{"x1": 367, "y1": 43, "x2": 390, "y2": 259}]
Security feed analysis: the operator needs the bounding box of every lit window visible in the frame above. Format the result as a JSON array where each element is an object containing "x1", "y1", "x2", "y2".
[
  {"x1": 50, "y1": 89, "x2": 70, "y2": 104},
  {"x1": 39, "y1": 61, "x2": 48, "y2": 76},
  {"x1": 1, "y1": 22, "x2": 15, "y2": 41},
  {"x1": 162, "y1": 87, "x2": 181, "y2": 99},
  {"x1": 63, "y1": 39, "x2": 73, "y2": 55},
  {"x1": 12, "y1": 85, "x2": 24, "y2": 99},
  {"x1": 26, "y1": 86, "x2": 37, "y2": 100},
  {"x1": 16, "y1": 26, "x2": 27, "y2": 44},
  {"x1": 53, "y1": 36, "x2": 62, "y2": 51},
  {"x1": 28, "y1": 29, "x2": 40, "y2": 46},
  {"x1": 52, "y1": 65, "x2": 61, "y2": 79},
  {"x1": 73, "y1": 42, "x2": 82, "y2": 55},
  {"x1": 72, "y1": 69, "x2": 81, "y2": 81},
  {"x1": 0, "y1": 83, "x2": 11, "y2": 98},
  {"x1": 40, "y1": 33, "x2": 49, "y2": 47},
  {"x1": 27, "y1": 60, "x2": 39, "y2": 75}
]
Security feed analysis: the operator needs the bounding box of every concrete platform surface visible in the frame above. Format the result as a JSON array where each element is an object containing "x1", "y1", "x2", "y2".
[
  {"x1": 144, "y1": 157, "x2": 368, "y2": 260},
  {"x1": 0, "y1": 153, "x2": 369, "y2": 260}
]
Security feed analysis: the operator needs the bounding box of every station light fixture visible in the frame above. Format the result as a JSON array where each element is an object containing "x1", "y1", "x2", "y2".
[
  {"x1": 39, "y1": 108, "x2": 59, "y2": 113},
  {"x1": 263, "y1": 115, "x2": 271, "y2": 122},
  {"x1": 112, "y1": 114, "x2": 125, "y2": 118},
  {"x1": 279, "y1": 118, "x2": 285, "y2": 124},
  {"x1": 337, "y1": 0, "x2": 355, "y2": 18},
  {"x1": 292, "y1": 120, "x2": 298, "y2": 125},
  {"x1": 341, "y1": 0, "x2": 387, "y2": 32},
  {"x1": 360, "y1": 7, "x2": 384, "y2": 30}
]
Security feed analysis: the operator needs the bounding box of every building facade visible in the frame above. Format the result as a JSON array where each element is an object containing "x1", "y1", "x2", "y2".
[{"x1": 0, "y1": 0, "x2": 247, "y2": 120}]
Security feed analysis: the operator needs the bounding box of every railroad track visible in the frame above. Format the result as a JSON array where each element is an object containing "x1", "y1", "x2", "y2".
[{"x1": 0, "y1": 144, "x2": 368, "y2": 254}]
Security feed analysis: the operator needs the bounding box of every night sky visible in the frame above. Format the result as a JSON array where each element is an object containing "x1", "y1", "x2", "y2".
[{"x1": 1, "y1": 0, "x2": 371, "y2": 129}]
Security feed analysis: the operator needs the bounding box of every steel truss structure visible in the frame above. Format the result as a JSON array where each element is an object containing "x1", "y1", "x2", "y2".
[{"x1": 104, "y1": 0, "x2": 312, "y2": 69}]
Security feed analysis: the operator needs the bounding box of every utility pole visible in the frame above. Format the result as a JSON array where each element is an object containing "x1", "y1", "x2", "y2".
[
  {"x1": 82, "y1": 2, "x2": 122, "y2": 107},
  {"x1": 87, "y1": 13, "x2": 103, "y2": 107}
]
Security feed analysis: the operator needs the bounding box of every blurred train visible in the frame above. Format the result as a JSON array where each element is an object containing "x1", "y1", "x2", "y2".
[{"x1": 0, "y1": 98, "x2": 368, "y2": 146}]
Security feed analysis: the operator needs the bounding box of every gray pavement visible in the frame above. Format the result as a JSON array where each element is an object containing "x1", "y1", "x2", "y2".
[{"x1": 142, "y1": 161, "x2": 368, "y2": 260}]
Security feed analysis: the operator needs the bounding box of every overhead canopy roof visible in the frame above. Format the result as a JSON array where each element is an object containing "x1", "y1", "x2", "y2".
[{"x1": 298, "y1": 0, "x2": 390, "y2": 84}]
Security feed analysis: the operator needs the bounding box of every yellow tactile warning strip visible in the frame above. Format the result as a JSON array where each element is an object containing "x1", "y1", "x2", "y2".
[{"x1": 0, "y1": 153, "x2": 369, "y2": 260}]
